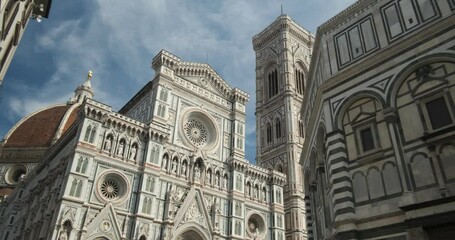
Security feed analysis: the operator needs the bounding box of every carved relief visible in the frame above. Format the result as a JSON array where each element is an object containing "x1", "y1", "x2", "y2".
[
  {"x1": 182, "y1": 201, "x2": 204, "y2": 224},
  {"x1": 63, "y1": 206, "x2": 77, "y2": 223},
  {"x1": 139, "y1": 222, "x2": 150, "y2": 236}
]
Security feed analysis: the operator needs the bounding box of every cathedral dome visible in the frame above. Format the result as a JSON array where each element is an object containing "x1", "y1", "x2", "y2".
[
  {"x1": 2, "y1": 71, "x2": 94, "y2": 149},
  {"x1": 2, "y1": 104, "x2": 79, "y2": 148}
]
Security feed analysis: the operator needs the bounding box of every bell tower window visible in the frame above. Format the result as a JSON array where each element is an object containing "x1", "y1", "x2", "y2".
[
  {"x1": 295, "y1": 68, "x2": 305, "y2": 95},
  {"x1": 298, "y1": 120, "x2": 304, "y2": 138},
  {"x1": 275, "y1": 119, "x2": 282, "y2": 139},
  {"x1": 266, "y1": 123, "x2": 272, "y2": 143},
  {"x1": 268, "y1": 68, "x2": 278, "y2": 98}
]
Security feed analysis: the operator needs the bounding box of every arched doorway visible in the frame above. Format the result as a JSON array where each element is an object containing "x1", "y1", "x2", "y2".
[{"x1": 177, "y1": 230, "x2": 205, "y2": 240}]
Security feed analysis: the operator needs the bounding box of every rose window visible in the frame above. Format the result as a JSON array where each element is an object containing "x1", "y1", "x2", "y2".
[
  {"x1": 100, "y1": 179, "x2": 120, "y2": 199},
  {"x1": 180, "y1": 109, "x2": 219, "y2": 151},
  {"x1": 248, "y1": 218, "x2": 258, "y2": 233},
  {"x1": 96, "y1": 171, "x2": 129, "y2": 204},
  {"x1": 247, "y1": 213, "x2": 266, "y2": 238},
  {"x1": 184, "y1": 119, "x2": 208, "y2": 146}
]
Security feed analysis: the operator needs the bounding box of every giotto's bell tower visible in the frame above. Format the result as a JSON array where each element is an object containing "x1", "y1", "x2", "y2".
[{"x1": 253, "y1": 14, "x2": 314, "y2": 239}]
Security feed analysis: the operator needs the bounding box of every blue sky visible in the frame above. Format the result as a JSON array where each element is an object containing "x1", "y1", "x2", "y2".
[{"x1": 0, "y1": 0, "x2": 356, "y2": 162}]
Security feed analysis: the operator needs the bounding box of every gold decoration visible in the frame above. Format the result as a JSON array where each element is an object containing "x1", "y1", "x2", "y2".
[{"x1": 87, "y1": 70, "x2": 93, "y2": 80}]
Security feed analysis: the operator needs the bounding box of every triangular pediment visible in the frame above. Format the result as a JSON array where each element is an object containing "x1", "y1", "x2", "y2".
[
  {"x1": 85, "y1": 203, "x2": 123, "y2": 240},
  {"x1": 172, "y1": 187, "x2": 212, "y2": 237},
  {"x1": 174, "y1": 62, "x2": 232, "y2": 98},
  {"x1": 151, "y1": 50, "x2": 248, "y2": 105}
]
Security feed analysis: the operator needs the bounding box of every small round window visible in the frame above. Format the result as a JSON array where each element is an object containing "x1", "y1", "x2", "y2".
[
  {"x1": 5, "y1": 165, "x2": 27, "y2": 185},
  {"x1": 96, "y1": 171, "x2": 129, "y2": 204}
]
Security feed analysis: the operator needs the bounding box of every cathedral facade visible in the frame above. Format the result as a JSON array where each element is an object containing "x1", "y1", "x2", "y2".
[{"x1": 0, "y1": 50, "x2": 286, "y2": 240}]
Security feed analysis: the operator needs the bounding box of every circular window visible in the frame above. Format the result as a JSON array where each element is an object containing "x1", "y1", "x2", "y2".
[
  {"x1": 100, "y1": 179, "x2": 120, "y2": 199},
  {"x1": 184, "y1": 119, "x2": 208, "y2": 146},
  {"x1": 246, "y1": 213, "x2": 266, "y2": 238},
  {"x1": 5, "y1": 165, "x2": 27, "y2": 185},
  {"x1": 248, "y1": 218, "x2": 260, "y2": 232},
  {"x1": 180, "y1": 108, "x2": 219, "y2": 150},
  {"x1": 96, "y1": 171, "x2": 129, "y2": 204}
]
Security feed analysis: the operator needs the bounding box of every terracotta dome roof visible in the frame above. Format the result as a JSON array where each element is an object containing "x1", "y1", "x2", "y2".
[
  {"x1": 3, "y1": 104, "x2": 79, "y2": 148},
  {"x1": 0, "y1": 187, "x2": 14, "y2": 197}
]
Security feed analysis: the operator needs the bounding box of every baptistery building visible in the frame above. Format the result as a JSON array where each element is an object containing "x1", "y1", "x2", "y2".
[{"x1": 299, "y1": 0, "x2": 455, "y2": 239}]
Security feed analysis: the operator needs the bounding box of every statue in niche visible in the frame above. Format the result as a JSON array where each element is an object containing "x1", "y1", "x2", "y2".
[
  {"x1": 172, "y1": 159, "x2": 178, "y2": 173},
  {"x1": 117, "y1": 141, "x2": 125, "y2": 156},
  {"x1": 253, "y1": 187, "x2": 258, "y2": 199},
  {"x1": 168, "y1": 185, "x2": 179, "y2": 219},
  {"x1": 169, "y1": 184, "x2": 181, "y2": 202},
  {"x1": 194, "y1": 164, "x2": 201, "y2": 181},
  {"x1": 212, "y1": 201, "x2": 221, "y2": 230},
  {"x1": 58, "y1": 229, "x2": 68, "y2": 240},
  {"x1": 223, "y1": 175, "x2": 228, "y2": 189},
  {"x1": 181, "y1": 162, "x2": 187, "y2": 175},
  {"x1": 215, "y1": 175, "x2": 219, "y2": 186},
  {"x1": 104, "y1": 136, "x2": 112, "y2": 151},
  {"x1": 129, "y1": 145, "x2": 137, "y2": 160},
  {"x1": 205, "y1": 196, "x2": 213, "y2": 213},
  {"x1": 262, "y1": 188, "x2": 267, "y2": 201},
  {"x1": 162, "y1": 155, "x2": 169, "y2": 169}
]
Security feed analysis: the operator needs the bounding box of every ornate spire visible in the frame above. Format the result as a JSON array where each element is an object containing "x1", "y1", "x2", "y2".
[
  {"x1": 69, "y1": 71, "x2": 95, "y2": 104},
  {"x1": 83, "y1": 70, "x2": 93, "y2": 88}
]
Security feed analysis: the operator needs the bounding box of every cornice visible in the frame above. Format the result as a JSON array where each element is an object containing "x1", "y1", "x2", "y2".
[
  {"x1": 317, "y1": 0, "x2": 377, "y2": 36},
  {"x1": 229, "y1": 158, "x2": 286, "y2": 186},
  {"x1": 151, "y1": 50, "x2": 249, "y2": 104},
  {"x1": 252, "y1": 14, "x2": 314, "y2": 51}
]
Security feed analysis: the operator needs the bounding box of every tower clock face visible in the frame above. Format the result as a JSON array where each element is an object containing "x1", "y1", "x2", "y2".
[{"x1": 179, "y1": 108, "x2": 219, "y2": 151}]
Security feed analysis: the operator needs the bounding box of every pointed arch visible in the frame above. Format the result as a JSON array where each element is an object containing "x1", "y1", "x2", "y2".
[
  {"x1": 84, "y1": 125, "x2": 92, "y2": 142},
  {"x1": 266, "y1": 122, "x2": 272, "y2": 143},
  {"x1": 162, "y1": 153, "x2": 170, "y2": 170},
  {"x1": 75, "y1": 180, "x2": 83, "y2": 197},
  {"x1": 275, "y1": 118, "x2": 282, "y2": 139},
  {"x1": 264, "y1": 61, "x2": 279, "y2": 99},
  {"x1": 81, "y1": 158, "x2": 89, "y2": 174},
  {"x1": 69, "y1": 179, "x2": 77, "y2": 196},
  {"x1": 76, "y1": 157, "x2": 83, "y2": 172},
  {"x1": 295, "y1": 61, "x2": 307, "y2": 95}
]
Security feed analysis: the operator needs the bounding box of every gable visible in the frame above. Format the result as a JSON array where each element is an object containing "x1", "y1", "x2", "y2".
[
  {"x1": 85, "y1": 203, "x2": 123, "y2": 240},
  {"x1": 174, "y1": 63, "x2": 233, "y2": 99},
  {"x1": 171, "y1": 187, "x2": 213, "y2": 239}
]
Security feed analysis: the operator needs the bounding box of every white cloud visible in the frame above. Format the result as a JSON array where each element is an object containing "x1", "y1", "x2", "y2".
[{"x1": 1, "y1": 0, "x2": 356, "y2": 160}]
